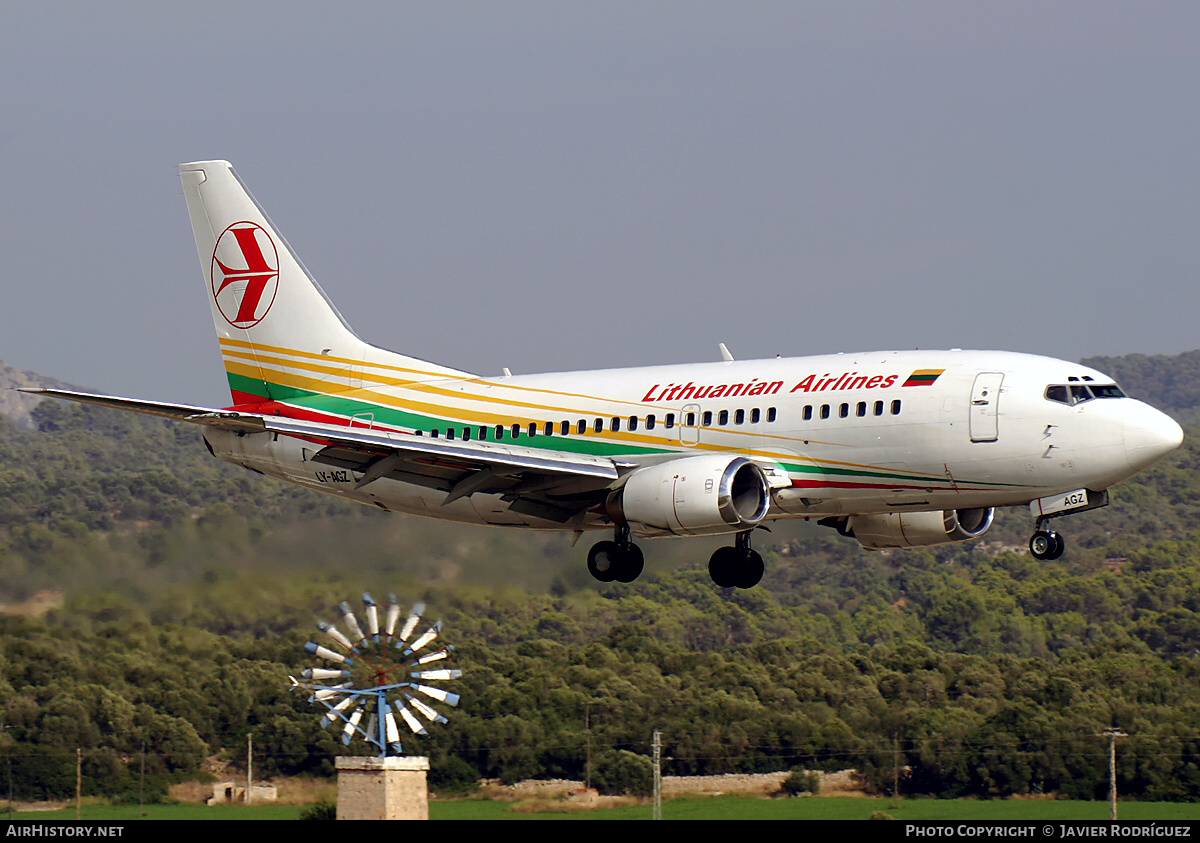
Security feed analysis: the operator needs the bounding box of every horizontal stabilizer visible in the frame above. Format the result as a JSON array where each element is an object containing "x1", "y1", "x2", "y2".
[
  {"x1": 19, "y1": 388, "x2": 217, "y2": 421},
  {"x1": 18, "y1": 388, "x2": 267, "y2": 433}
]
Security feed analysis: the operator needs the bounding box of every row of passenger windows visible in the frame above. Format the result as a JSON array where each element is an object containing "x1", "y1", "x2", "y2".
[
  {"x1": 802, "y1": 400, "x2": 902, "y2": 421},
  {"x1": 418, "y1": 407, "x2": 779, "y2": 441}
]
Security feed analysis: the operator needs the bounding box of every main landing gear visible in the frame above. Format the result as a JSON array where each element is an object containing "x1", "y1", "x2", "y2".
[
  {"x1": 586, "y1": 526, "x2": 645, "y2": 583},
  {"x1": 585, "y1": 527, "x2": 767, "y2": 588},
  {"x1": 708, "y1": 530, "x2": 765, "y2": 589}
]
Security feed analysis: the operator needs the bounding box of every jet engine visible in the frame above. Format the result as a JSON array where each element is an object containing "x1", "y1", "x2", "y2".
[
  {"x1": 846, "y1": 507, "x2": 995, "y2": 550},
  {"x1": 606, "y1": 455, "x2": 771, "y2": 538}
]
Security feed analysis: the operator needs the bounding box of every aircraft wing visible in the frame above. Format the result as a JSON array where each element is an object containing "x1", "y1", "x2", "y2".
[{"x1": 19, "y1": 388, "x2": 621, "y2": 520}]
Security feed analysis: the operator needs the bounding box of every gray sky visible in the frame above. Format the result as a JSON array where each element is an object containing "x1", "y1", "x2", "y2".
[{"x1": 2, "y1": 1, "x2": 1197, "y2": 406}]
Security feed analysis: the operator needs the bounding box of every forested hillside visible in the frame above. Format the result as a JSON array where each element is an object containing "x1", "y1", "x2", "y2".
[
  {"x1": 1083, "y1": 350, "x2": 1200, "y2": 424},
  {"x1": 2, "y1": 353, "x2": 1200, "y2": 802}
]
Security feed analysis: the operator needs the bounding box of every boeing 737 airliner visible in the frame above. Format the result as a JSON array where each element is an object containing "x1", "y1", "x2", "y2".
[{"x1": 25, "y1": 161, "x2": 1184, "y2": 588}]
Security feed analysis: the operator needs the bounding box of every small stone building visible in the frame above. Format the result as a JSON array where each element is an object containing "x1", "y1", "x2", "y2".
[{"x1": 207, "y1": 782, "x2": 278, "y2": 805}]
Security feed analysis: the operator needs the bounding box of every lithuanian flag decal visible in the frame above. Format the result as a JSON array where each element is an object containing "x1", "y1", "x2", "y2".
[{"x1": 902, "y1": 369, "x2": 945, "y2": 387}]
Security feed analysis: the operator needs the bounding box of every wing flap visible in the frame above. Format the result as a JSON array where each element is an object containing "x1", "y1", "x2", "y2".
[{"x1": 261, "y1": 416, "x2": 619, "y2": 481}]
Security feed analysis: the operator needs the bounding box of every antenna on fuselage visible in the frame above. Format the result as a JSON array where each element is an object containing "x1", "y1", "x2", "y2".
[{"x1": 718, "y1": 343, "x2": 734, "y2": 362}]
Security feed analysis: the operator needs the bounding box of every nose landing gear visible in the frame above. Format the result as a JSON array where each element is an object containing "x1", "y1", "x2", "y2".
[
  {"x1": 1026, "y1": 489, "x2": 1109, "y2": 561},
  {"x1": 1029, "y1": 512, "x2": 1066, "y2": 560},
  {"x1": 586, "y1": 526, "x2": 645, "y2": 583},
  {"x1": 708, "y1": 530, "x2": 765, "y2": 589},
  {"x1": 1029, "y1": 528, "x2": 1065, "y2": 560}
]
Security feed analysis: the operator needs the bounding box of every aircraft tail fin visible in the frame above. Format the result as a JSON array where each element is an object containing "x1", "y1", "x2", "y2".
[{"x1": 178, "y1": 160, "x2": 466, "y2": 407}]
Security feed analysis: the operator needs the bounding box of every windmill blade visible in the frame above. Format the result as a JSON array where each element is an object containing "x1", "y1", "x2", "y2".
[
  {"x1": 412, "y1": 683, "x2": 461, "y2": 707},
  {"x1": 385, "y1": 594, "x2": 401, "y2": 638},
  {"x1": 403, "y1": 621, "x2": 442, "y2": 655},
  {"x1": 383, "y1": 704, "x2": 402, "y2": 745},
  {"x1": 310, "y1": 682, "x2": 353, "y2": 702},
  {"x1": 321, "y1": 696, "x2": 355, "y2": 726},
  {"x1": 338, "y1": 601, "x2": 367, "y2": 644},
  {"x1": 362, "y1": 592, "x2": 380, "y2": 640},
  {"x1": 413, "y1": 647, "x2": 451, "y2": 666},
  {"x1": 405, "y1": 693, "x2": 448, "y2": 725},
  {"x1": 305, "y1": 641, "x2": 353, "y2": 666},
  {"x1": 316, "y1": 621, "x2": 356, "y2": 653},
  {"x1": 398, "y1": 601, "x2": 425, "y2": 642},
  {"x1": 411, "y1": 669, "x2": 462, "y2": 681},
  {"x1": 375, "y1": 700, "x2": 406, "y2": 755},
  {"x1": 342, "y1": 701, "x2": 366, "y2": 745},
  {"x1": 395, "y1": 700, "x2": 428, "y2": 735},
  {"x1": 302, "y1": 667, "x2": 350, "y2": 681}
]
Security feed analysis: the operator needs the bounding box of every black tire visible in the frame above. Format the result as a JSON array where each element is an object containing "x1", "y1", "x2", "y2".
[
  {"x1": 587, "y1": 541, "x2": 621, "y2": 582},
  {"x1": 708, "y1": 546, "x2": 740, "y2": 588},
  {"x1": 1046, "y1": 532, "x2": 1065, "y2": 560},
  {"x1": 613, "y1": 543, "x2": 644, "y2": 583},
  {"x1": 735, "y1": 549, "x2": 765, "y2": 589},
  {"x1": 1030, "y1": 531, "x2": 1053, "y2": 560}
]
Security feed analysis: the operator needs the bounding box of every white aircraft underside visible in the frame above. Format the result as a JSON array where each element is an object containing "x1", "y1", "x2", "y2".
[{"x1": 25, "y1": 161, "x2": 1183, "y2": 589}]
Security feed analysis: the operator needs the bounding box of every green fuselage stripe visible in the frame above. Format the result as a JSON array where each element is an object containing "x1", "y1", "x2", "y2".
[
  {"x1": 227, "y1": 372, "x2": 670, "y2": 458},
  {"x1": 226, "y1": 372, "x2": 1025, "y2": 489}
]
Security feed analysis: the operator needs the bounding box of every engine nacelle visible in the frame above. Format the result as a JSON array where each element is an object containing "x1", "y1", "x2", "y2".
[
  {"x1": 847, "y1": 507, "x2": 995, "y2": 550},
  {"x1": 607, "y1": 455, "x2": 771, "y2": 538}
]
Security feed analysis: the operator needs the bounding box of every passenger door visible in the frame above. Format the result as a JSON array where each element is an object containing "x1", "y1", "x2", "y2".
[{"x1": 969, "y1": 372, "x2": 1004, "y2": 442}]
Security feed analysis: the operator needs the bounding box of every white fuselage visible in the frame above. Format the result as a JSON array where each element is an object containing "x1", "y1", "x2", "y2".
[{"x1": 205, "y1": 347, "x2": 1181, "y2": 533}]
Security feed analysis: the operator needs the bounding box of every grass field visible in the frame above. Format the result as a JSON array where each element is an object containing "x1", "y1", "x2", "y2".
[{"x1": 10, "y1": 796, "x2": 1200, "y2": 821}]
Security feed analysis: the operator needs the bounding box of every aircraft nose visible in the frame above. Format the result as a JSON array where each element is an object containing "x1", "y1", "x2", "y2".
[{"x1": 1124, "y1": 403, "x2": 1184, "y2": 472}]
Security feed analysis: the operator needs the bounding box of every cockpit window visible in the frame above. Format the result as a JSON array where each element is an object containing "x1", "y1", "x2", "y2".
[{"x1": 1045, "y1": 383, "x2": 1125, "y2": 405}]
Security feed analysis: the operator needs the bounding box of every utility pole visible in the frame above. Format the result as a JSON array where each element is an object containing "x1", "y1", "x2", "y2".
[
  {"x1": 1100, "y1": 728, "x2": 1127, "y2": 821},
  {"x1": 2, "y1": 718, "x2": 10, "y2": 820},
  {"x1": 893, "y1": 734, "x2": 902, "y2": 800},
  {"x1": 652, "y1": 730, "x2": 662, "y2": 821},
  {"x1": 584, "y1": 703, "x2": 591, "y2": 790},
  {"x1": 247, "y1": 733, "x2": 253, "y2": 804},
  {"x1": 138, "y1": 739, "x2": 145, "y2": 818},
  {"x1": 75, "y1": 748, "x2": 81, "y2": 820}
]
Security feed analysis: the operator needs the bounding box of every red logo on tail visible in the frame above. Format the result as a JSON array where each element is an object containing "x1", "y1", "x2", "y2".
[{"x1": 211, "y1": 222, "x2": 279, "y2": 328}]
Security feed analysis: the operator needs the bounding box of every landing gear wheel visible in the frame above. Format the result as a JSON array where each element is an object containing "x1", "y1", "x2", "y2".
[
  {"x1": 708, "y1": 546, "x2": 741, "y2": 588},
  {"x1": 1029, "y1": 531, "x2": 1050, "y2": 558},
  {"x1": 708, "y1": 547, "x2": 765, "y2": 589},
  {"x1": 736, "y1": 549, "x2": 765, "y2": 589},
  {"x1": 587, "y1": 540, "x2": 645, "y2": 583},
  {"x1": 1046, "y1": 532, "x2": 1065, "y2": 560},
  {"x1": 1030, "y1": 530, "x2": 1065, "y2": 560},
  {"x1": 587, "y1": 541, "x2": 621, "y2": 582},
  {"x1": 613, "y1": 543, "x2": 644, "y2": 583}
]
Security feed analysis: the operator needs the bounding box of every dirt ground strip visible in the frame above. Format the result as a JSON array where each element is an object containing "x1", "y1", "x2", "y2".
[
  {"x1": 12, "y1": 770, "x2": 862, "y2": 814},
  {"x1": 480, "y1": 769, "x2": 864, "y2": 801}
]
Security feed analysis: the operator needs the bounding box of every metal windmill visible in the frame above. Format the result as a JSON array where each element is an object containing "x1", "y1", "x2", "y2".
[{"x1": 290, "y1": 594, "x2": 461, "y2": 757}]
